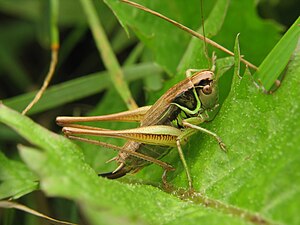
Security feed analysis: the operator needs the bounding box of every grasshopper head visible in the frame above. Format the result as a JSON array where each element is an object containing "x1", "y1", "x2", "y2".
[{"x1": 192, "y1": 71, "x2": 218, "y2": 110}]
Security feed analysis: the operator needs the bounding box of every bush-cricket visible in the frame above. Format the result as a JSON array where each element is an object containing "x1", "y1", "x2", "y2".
[{"x1": 56, "y1": 0, "x2": 257, "y2": 189}]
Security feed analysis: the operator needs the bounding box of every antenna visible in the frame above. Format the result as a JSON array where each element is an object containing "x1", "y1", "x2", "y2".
[{"x1": 200, "y1": 0, "x2": 210, "y2": 67}]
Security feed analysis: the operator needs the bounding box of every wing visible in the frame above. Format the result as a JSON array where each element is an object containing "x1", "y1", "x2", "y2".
[{"x1": 141, "y1": 70, "x2": 213, "y2": 126}]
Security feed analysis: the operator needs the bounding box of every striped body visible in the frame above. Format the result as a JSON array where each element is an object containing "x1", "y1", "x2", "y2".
[{"x1": 101, "y1": 70, "x2": 217, "y2": 178}]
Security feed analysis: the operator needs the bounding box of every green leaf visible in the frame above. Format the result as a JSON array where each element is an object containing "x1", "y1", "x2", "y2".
[
  {"x1": 1, "y1": 33, "x2": 300, "y2": 224},
  {"x1": 1, "y1": 0, "x2": 299, "y2": 225},
  {"x1": 0, "y1": 104, "x2": 261, "y2": 225},
  {"x1": 105, "y1": 0, "x2": 206, "y2": 75},
  {"x1": 213, "y1": 0, "x2": 283, "y2": 66},
  {"x1": 0, "y1": 151, "x2": 38, "y2": 199},
  {"x1": 253, "y1": 16, "x2": 300, "y2": 90}
]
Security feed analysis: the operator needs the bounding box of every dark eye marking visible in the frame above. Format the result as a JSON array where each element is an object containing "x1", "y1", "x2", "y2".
[{"x1": 202, "y1": 85, "x2": 212, "y2": 95}]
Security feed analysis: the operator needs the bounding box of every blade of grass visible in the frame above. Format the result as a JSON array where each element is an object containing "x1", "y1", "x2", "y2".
[
  {"x1": 123, "y1": 42, "x2": 144, "y2": 67},
  {"x1": 22, "y1": 0, "x2": 60, "y2": 115},
  {"x1": 0, "y1": 46, "x2": 31, "y2": 91},
  {"x1": 80, "y1": 0, "x2": 137, "y2": 110},
  {"x1": 0, "y1": 201, "x2": 77, "y2": 225},
  {"x1": 253, "y1": 16, "x2": 300, "y2": 91},
  {"x1": 3, "y1": 63, "x2": 162, "y2": 115},
  {"x1": 110, "y1": 27, "x2": 137, "y2": 54},
  {"x1": 0, "y1": 23, "x2": 34, "y2": 91},
  {"x1": 56, "y1": 25, "x2": 87, "y2": 70}
]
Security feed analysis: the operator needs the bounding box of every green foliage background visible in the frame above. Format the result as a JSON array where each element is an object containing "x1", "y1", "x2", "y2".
[{"x1": 0, "y1": 0, "x2": 299, "y2": 225}]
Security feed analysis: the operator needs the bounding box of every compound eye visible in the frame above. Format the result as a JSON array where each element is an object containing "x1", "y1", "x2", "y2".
[{"x1": 202, "y1": 85, "x2": 212, "y2": 95}]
